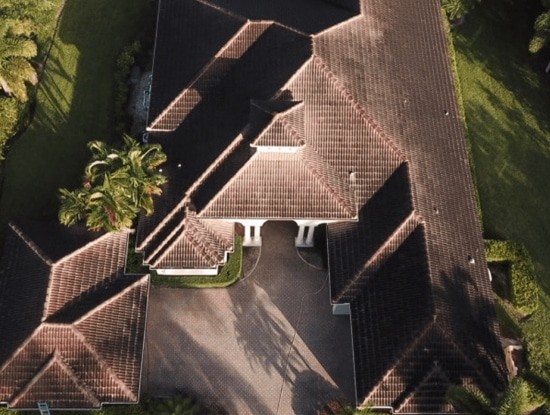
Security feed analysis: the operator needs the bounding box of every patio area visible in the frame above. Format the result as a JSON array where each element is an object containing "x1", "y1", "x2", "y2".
[{"x1": 143, "y1": 221, "x2": 354, "y2": 414}]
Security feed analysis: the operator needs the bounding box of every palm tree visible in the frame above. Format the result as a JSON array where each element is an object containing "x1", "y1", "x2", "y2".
[
  {"x1": 59, "y1": 135, "x2": 167, "y2": 232},
  {"x1": 0, "y1": 16, "x2": 38, "y2": 102},
  {"x1": 529, "y1": 9, "x2": 550, "y2": 54},
  {"x1": 446, "y1": 375, "x2": 546, "y2": 415}
]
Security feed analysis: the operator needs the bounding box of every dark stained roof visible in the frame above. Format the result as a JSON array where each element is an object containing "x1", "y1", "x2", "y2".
[
  {"x1": 197, "y1": 0, "x2": 358, "y2": 35},
  {"x1": 139, "y1": 0, "x2": 508, "y2": 411},
  {"x1": 0, "y1": 222, "x2": 149, "y2": 409},
  {"x1": 148, "y1": 0, "x2": 244, "y2": 123}
]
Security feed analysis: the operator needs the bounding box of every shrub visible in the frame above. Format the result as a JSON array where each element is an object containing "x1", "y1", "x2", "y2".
[
  {"x1": 441, "y1": 0, "x2": 480, "y2": 22},
  {"x1": 485, "y1": 240, "x2": 539, "y2": 315},
  {"x1": 113, "y1": 41, "x2": 141, "y2": 135},
  {"x1": 0, "y1": 97, "x2": 25, "y2": 159},
  {"x1": 152, "y1": 236, "x2": 243, "y2": 288}
]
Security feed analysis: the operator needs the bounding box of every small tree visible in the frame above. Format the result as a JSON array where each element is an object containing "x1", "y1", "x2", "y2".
[
  {"x1": 447, "y1": 375, "x2": 548, "y2": 415},
  {"x1": 441, "y1": 0, "x2": 480, "y2": 22},
  {"x1": 0, "y1": 16, "x2": 38, "y2": 102},
  {"x1": 59, "y1": 135, "x2": 167, "y2": 232}
]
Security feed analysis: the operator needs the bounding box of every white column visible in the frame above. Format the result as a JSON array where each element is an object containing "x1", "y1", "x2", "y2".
[
  {"x1": 244, "y1": 225, "x2": 252, "y2": 245},
  {"x1": 305, "y1": 225, "x2": 315, "y2": 246},
  {"x1": 252, "y1": 225, "x2": 260, "y2": 244},
  {"x1": 295, "y1": 225, "x2": 306, "y2": 246}
]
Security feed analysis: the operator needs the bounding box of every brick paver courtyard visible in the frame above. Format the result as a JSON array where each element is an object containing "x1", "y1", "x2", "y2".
[{"x1": 143, "y1": 221, "x2": 354, "y2": 414}]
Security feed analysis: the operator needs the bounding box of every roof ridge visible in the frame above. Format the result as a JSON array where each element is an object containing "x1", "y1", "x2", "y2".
[
  {"x1": 72, "y1": 323, "x2": 138, "y2": 402},
  {"x1": 198, "y1": 217, "x2": 234, "y2": 251},
  {"x1": 150, "y1": 211, "x2": 223, "y2": 267},
  {"x1": 279, "y1": 114, "x2": 304, "y2": 145},
  {"x1": 150, "y1": 19, "x2": 273, "y2": 130},
  {"x1": 311, "y1": 56, "x2": 407, "y2": 161},
  {"x1": 395, "y1": 361, "x2": 451, "y2": 413},
  {"x1": 188, "y1": 133, "x2": 247, "y2": 200},
  {"x1": 44, "y1": 230, "x2": 129, "y2": 321},
  {"x1": 137, "y1": 201, "x2": 188, "y2": 252},
  {"x1": 432, "y1": 322, "x2": 500, "y2": 397},
  {"x1": 10, "y1": 350, "x2": 100, "y2": 408},
  {"x1": 334, "y1": 211, "x2": 421, "y2": 302},
  {"x1": 301, "y1": 146, "x2": 356, "y2": 217},
  {"x1": 251, "y1": 111, "x2": 304, "y2": 148},
  {"x1": 313, "y1": 13, "x2": 364, "y2": 37},
  {"x1": 53, "y1": 229, "x2": 129, "y2": 267},
  {"x1": 145, "y1": 219, "x2": 186, "y2": 265},
  {"x1": 193, "y1": 0, "x2": 248, "y2": 22},
  {"x1": 184, "y1": 215, "x2": 225, "y2": 265},
  {"x1": 8, "y1": 223, "x2": 52, "y2": 265},
  {"x1": 363, "y1": 318, "x2": 437, "y2": 404},
  {"x1": 73, "y1": 275, "x2": 149, "y2": 326},
  {"x1": 0, "y1": 324, "x2": 47, "y2": 375},
  {"x1": 278, "y1": 56, "x2": 315, "y2": 93}
]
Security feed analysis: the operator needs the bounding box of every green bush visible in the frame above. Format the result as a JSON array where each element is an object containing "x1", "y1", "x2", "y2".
[
  {"x1": 114, "y1": 41, "x2": 141, "y2": 135},
  {"x1": 441, "y1": 0, "x2": 479, "y2": 21},
  {"x1": 485, "y1": 240, "x2": 539, "y2": 315},
  {"x1": 0, "y1": 98, "x2": 25, "y2": 160},
  {"x1": 152, "y1": 236, "x2": 243, "y2": 288}
]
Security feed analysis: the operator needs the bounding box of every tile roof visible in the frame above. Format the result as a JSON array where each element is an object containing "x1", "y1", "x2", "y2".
[
  {"x1": 197, "y1": 0, "x2": 359, "y2": 34},
  {"x1": 139, "y1": 0, "x2": 507, "y2": 411},
  {"x1": 146, "y1": 210, "x2": 234, "y2": 270},
  {"x1": 0, "y1": 222, "x2": 149, "y2": 409}
]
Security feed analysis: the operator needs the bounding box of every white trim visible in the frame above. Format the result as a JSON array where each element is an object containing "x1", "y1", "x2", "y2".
[{"x1": 155, "y1": 268, "x2": 218, "y2": 276}]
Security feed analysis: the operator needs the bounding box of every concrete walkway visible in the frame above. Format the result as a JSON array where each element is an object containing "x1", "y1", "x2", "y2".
[{"x1": 143, "y1": 221, "x2": 354, "y2": 414}]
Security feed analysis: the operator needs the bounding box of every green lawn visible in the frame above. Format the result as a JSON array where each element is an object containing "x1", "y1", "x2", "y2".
[
  {"x1": 452, "y1": 0, "x2": 550, "y2": 370},
  {"x1": 0, "y1": 0, "x2": 153, "y2": 233}
]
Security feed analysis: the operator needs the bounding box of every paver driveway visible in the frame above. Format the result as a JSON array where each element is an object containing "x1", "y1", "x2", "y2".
[{"x1": 143, "y1": 221, "x2": 354, "y2": 414}]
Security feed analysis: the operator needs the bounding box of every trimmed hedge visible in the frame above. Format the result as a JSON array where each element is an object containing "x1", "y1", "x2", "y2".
[
  {"x1": 485, "y1": 239, "x2": 539, "y2": 315},
  {"x1": 152, "y1": 236, "x2": 243, "y2": 288},
  {"x1": 113, "y1": 41, "x2": 141, "y2": 135}
]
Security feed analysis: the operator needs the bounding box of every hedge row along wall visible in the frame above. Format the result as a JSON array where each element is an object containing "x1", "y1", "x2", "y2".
[{"x1": 485, "y1": 239, "x2": 539, "y2": 315}]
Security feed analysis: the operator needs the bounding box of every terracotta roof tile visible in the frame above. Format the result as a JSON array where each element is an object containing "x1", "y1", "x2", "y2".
[
  {"x1": 45, "y1": 231, "x2": 129, "y2": 319},
  {"x1": 0, "y1": 222, "x2": 149, "y2": 409},
  {"x1": 199, "y1": 149, "x2": 355, "y2": 219},
  {"x1": 150, "y1": 21, "x2": 272, "y2": 131},
  {"x1": 251, "y1": 101, "x2": 304, "y2": 148},
  {"x1": 139, "y1": 1, "x2": 507, "y2": 410},
  {"x1": 10, "y1": 352, "x2": 100, "y2": 409},
  {"x1": 284, "y1": 57, "x2": 405, "y2": 205},
  {"x1": 148, "y1": 0, "x2": 244, "y2": 123},
  {"x1": 148, "y1": 211, "x2": 234, "y2": 270}
]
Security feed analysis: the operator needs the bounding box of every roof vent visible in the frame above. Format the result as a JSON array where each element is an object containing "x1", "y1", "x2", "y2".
[{"x1": 468, "y1": 255, "x2": 475, "y2": 265}]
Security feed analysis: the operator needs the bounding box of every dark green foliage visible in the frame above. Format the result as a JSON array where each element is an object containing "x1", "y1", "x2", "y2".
[
  {"x1": 152, "y1": 236, "x2": 243, "y2": 288},
  {"x1": 113, "y1": 41, "x2": 141, "y2": 135},
  {"x1": 145, "y1": 395, "x2": 200, "y2": 415},
  {"x1": 0, "y1": 0, "x2": 61, "y2": 160},
  {"x1": 447, "y1": 378, "x2": 537, "y2": 415},
  {"x1": 0, "y1": 97, "x2": 24, "y2": 159},
  {"x1": 446, "y1": 384, "x2": 495, "y2": 415},
  {"x1": 529, "y1": 7, "x2": 550, "y2": 53},
  {"x1": 485, "y1": 240, "x2": 539, "y2": 315},
  {"x1": 58, "y1": 135, "x2": 166, "y2": 232},
  {"x1": 494, "y1": 298, "x2": 523, "y2": 339},
  {"x1": 126, "y1": 233, "x2": 148, "y2": 274},
  {"x1": 441, "y1": 0, "x2": 480, "y2": 21}
]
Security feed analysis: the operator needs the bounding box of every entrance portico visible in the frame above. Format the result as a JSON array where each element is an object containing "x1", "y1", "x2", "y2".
[
  {"x1": 295, "y1": 220, "x2": 322, "y2": 247},
  {"x1": 239, "y1": 219, "x2": 327, "y2": 247},
  {"x1": 241, "y1": 220, "x2": 267, "y2": 246}
]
